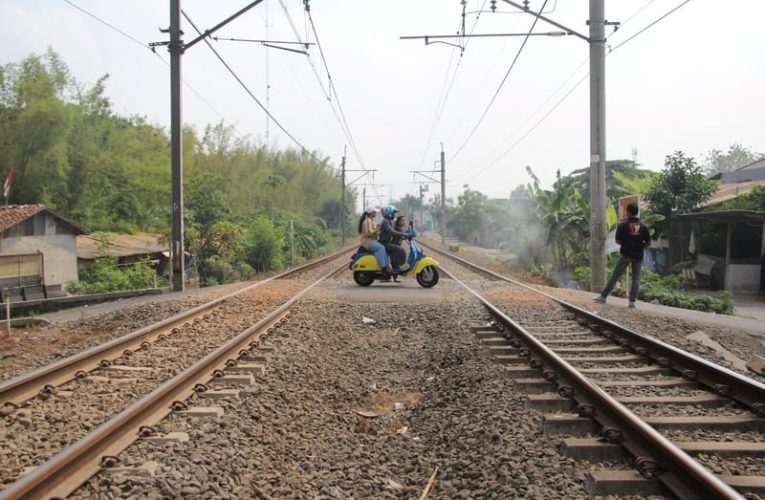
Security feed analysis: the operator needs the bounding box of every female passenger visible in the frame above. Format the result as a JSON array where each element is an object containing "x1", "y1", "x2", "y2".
[{"x1": 358, "y1": 208, "x2": 392, "y2": 273}]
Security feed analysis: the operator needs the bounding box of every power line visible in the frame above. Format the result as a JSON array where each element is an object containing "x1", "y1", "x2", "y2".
[
  {"x1": 459, "y1": 0, "x2": 693, "y2": 183},
  {"x1": 278, "y1": 1, "x2": 364, "y2": 168},
  {"x1": 611, "y1": 0, "x2": 691, "y2": 53},
  {"x1": 182, "y1": 10, "x2": 316, "y2": 158},
  {"x1": 448, "y1": 0, "x2": 550, "y2": 163},
  {"x1": 61, "y1": 0, "x2": 145, "y2": 49},
  {"x1": 303, "y1": 2, "x2": 368, "y2": 171},
  {"x1": 60, "y1": 0, "x2": 251, "y2": 140},
  {"x1": 417, "y1": 0, "x2": 489, "y2": 172}
]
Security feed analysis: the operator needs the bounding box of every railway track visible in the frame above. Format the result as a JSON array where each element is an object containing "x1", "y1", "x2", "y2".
[
  {"x1": 4, "y1": 241, "x2": 765, "y2": 498},
  {"x1": 423, "y1": 241, "x2": 765, "y2": 499},
  {"x1": 0, "y1": 249, "x2": 350, "y2": 498}
]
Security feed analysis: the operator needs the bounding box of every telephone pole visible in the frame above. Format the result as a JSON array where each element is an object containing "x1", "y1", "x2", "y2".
[
  {"x1": 169, "y1": 0, "x2": 184, "y2": 292},
  {"x1": 339, "y1": 147, "x2": 376, "y2": 246},
  {"x1": 340, "y1": 148, "x2": 347, "y2": 246},
  {"x1": 411, "y1": 144, "x2": 446, "y2": 243},
  {"x1": 589, "y1": 0, "x2": 607, "y2": 292},
  {"x1": 440, "y1": 143, "x2": 446, "y2": 245},
  {"x1": 153, "y1": 0, "x2": 266, "y2": 291}
]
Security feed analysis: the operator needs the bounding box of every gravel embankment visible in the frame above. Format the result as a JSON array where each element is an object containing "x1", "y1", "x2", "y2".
[
  {"x1": 75, "y1": 289, "x2": 608, "y2": 499},
  {"x1": 0, "y1": 281, "x2": 307, "y2": 489}
]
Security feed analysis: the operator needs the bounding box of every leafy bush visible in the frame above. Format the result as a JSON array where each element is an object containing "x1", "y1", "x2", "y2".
[
  {"x1": 574, "y1": 264, "x2": 734, "y2": 315},
  {"x1": 68, "y1": 257, "x2": 161, "y2": 295},
  {"x1": 637, "y1": 270, "x2": 733, "y2": 314}
]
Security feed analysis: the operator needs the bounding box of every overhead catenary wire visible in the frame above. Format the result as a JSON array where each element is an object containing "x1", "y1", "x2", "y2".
[
  {"x1": 303, "y1": 2, "x2": 368, "y2": 172},
  {"x1": 278, "y1": 0, "x2": 370, "y2": 177},
  {"x1": 417, "y1": 0, "x2": 489, "y2": 173},
  {"x1": 60, "y1": 0, "x2": 252, "y2": 140},
  {"x1": 458, "y1": 0, "x2": 694, "y2": 183},
  {"x1": 181, "y1": 10, "x2": 318, "y2": 159},
  {"x1": 448, "y1": 0, "x2": 550, "y2": 164}
]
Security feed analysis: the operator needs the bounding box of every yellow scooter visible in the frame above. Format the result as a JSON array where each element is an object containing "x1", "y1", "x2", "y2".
[{"x1": 349, "y1": 230, "x2": 439, "y2": 288}]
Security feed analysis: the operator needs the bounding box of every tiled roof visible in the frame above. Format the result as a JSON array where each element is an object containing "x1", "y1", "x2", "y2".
[
  {"x1": 0, "y1": 204, "x2": 86, "y2": 234},
  {"x1": 0, "y1": 204, "x2": 46, "y2": 231}
]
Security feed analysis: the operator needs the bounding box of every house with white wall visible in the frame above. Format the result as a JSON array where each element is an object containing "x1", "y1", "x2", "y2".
[{"x1": 0, "y1": 204, "x2": 86, "y2": 293}]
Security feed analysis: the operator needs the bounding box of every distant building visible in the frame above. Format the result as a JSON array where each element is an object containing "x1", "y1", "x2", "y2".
[
  {"x1": 709, "y1": 157, "x2": 765, "y2": 184},
  {"x1": 77, "y1": 232, "x2": 168, "y2": 270},
  {"x1": 0, "y1": 204, "x2": 86, "y2": 294},
  {"x1": 668, "y1": 157, "x2": 765, "y2": 293}
]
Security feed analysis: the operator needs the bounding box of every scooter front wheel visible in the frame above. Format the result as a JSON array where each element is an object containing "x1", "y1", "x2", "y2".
[
  {"x1": 416, "y1": 266, "x2": 439, "y2": 288},
  {"x1": 353, "y1": 271, "x2": 376, "y2": 287}
]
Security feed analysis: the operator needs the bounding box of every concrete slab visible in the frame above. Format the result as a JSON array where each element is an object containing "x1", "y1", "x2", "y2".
[
  {"x1": 559, "y1": 438, "x2": 626, "y2": 462},
  {"x1": 585, "y1": 470, "x2": 664, "y2": 497},
  {"x1": 645, "y1": 416, "x2": 765, "y2": 432},
  {"x1": 525, "y1": 394, "x2": 576, "y2": 413},
  {"x1": 514, "y1": 378, "x2": 556, "y2": 394},
  {"x1": 679, "y1": 441, "x2": 765, "y2": 457},
  {"x1": 721, "y1": 475, "x2": 765, "y2": 495},
  {"x1": 543, "y1": 414, "x2": 596, "y2": 436}
]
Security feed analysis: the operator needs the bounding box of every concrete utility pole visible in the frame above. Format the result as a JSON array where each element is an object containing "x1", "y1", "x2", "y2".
[
  {"x1": 589, "y1": 0, "x2": 607, "y2": 292},
  {"x1": 340, "y1": 148, "x2": 347, "y2": 247},
  {"x1": 440, "y1": 144, "x2": 446, "y2": 245},
  {"x1": 169, "y1": 0, "x2": 184, "y2": 292},
  {"x1": 154, "y1": 0, "x2": 266, "y2": 292}
]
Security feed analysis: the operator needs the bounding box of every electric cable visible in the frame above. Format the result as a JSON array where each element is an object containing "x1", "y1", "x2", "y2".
[
  {"x1": 457, "y1": 0, "x2": 694, "y2": 183},
  {"x1": 304, "y1": 2, "x2": 368, "y2": 171},
  {"x1": 447, "y1": 0, "x2": 550, "y2": 164},
  {"x1": 182, "y1": 10, "x2": 317, "y2": 158},
  {"x1": 60, "y1": 0, "x2": 249, "y2": 139},
  {"x1": 417, "y1": 0, "x2": 489, "y2": 172},
  {"x1": 278, "y1": 0, "x2": 364, "y2": 170},
  {"x1": 610, "y1": 0, "x2": 691, "y2": 53}
]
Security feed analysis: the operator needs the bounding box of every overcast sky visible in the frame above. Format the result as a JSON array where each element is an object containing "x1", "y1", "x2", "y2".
[{"x1": 1, "y1": 1, "x2": 763, "y2": 208}]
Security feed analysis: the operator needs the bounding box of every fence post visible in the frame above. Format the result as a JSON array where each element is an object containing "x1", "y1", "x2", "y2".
[{"x1": 4, "y1": 289, "x2": 10, "y2": 337}]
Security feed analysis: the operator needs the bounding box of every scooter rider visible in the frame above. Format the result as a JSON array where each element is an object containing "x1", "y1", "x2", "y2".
[
  {"x1": 379, "y1": 206, "x2": 409, "y2": 272},
  {"x1": 358, "y1": 208, "x2": 392, "y2": 274}
]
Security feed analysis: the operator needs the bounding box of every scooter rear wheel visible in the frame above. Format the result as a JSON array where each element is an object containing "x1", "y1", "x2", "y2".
[
  {"x1": 353, "y1": 271, "x2": 376, "y2": 287},
  {"x1": 416, "y1": 266, "x2": 439, "y2": 288}
]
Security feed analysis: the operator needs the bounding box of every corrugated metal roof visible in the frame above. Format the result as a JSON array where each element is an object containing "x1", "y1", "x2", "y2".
[
  {"x1": 0, "y1": 204, "x2": 86, "y2": 234},
  {"x1": 77, "y1": 232, "x2": 167, "y2": 260},
  {"x1": 700, "y1": 179, "x2": 765, "y2": 207}
]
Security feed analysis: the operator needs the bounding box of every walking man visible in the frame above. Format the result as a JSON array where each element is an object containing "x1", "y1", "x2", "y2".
[{"x1": 593, "y1": 203, "x2": 651, "y2": 308}]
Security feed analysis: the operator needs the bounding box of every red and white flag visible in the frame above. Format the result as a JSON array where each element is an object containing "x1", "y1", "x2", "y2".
[{"x1": 3, "y1": 168, "x2": 12, "y2": 198}]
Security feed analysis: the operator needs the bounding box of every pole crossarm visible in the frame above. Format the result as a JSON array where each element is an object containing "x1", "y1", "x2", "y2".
[
  {"x1": 212, "y1": 36, "x2": 314, "y2": 54},
  {"x1": 400, "y1": 31, "x2": 568, "y2": 41},
  {"x1": 184, "y1": 0, "x2": 266, "y2": 50},
  {"x1": 346, "y1": 170, "x2": 376, "y2": 187},
  {"x1": 499, "y1": 0, "x2": 589, "y2": 42},
  {"x1": 410, "y1": 171, "x2": 441, "y2": 184}
]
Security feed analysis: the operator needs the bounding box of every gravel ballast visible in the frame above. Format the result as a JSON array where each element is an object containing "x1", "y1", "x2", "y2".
[{"x1": 74, "y1": 282, "x2": 598, "y2": 499}]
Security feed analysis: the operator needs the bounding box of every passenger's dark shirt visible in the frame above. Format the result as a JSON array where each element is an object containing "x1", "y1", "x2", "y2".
[
  {"x1": 378, "y1": 218, "x2": 394, "y2": 243},
  {"x1": 616, "y1": 217, "x2": 651, "y2": 259}
]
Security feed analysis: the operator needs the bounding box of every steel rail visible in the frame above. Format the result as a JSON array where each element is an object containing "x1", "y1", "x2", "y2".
[
  {"x1": 0, "y1": 247, "x2": 353, "y2": 406},
  {"x1": 439, "y1": 266, "x2": 743, "y2": 499},
  {"x1": 422, "y1": 242, "x2": 765, "y2": 414},
  {"x1": 0, "y1": 260, "x2": 347, "y2": 499}
]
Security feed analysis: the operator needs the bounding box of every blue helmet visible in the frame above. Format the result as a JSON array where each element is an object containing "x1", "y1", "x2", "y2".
[{"x1": 383, "y1": 205, "x2": 398, "y2": 218}]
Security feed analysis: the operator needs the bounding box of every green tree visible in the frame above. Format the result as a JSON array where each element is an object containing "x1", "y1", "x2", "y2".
[
  {"x1": 646, "y1": 151, "x2": 717, "y2": 235},
  {"x1": 449, "y1": 185, "x2": 487, "y2": 242},
  {"x1": 704, "y1": 144, "x2": 763, "y2": 176},
  {"x1": 246, "y1": 216, "x2": 283, "y2": 273}
]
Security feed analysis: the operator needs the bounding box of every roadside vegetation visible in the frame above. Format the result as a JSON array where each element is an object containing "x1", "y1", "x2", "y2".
[
  {"x1": 393, "y1": 144, "x2": 760, "y2": 315},
  {"x1": 1, "y1": 50, "x2": 354, "y2": 288}
]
